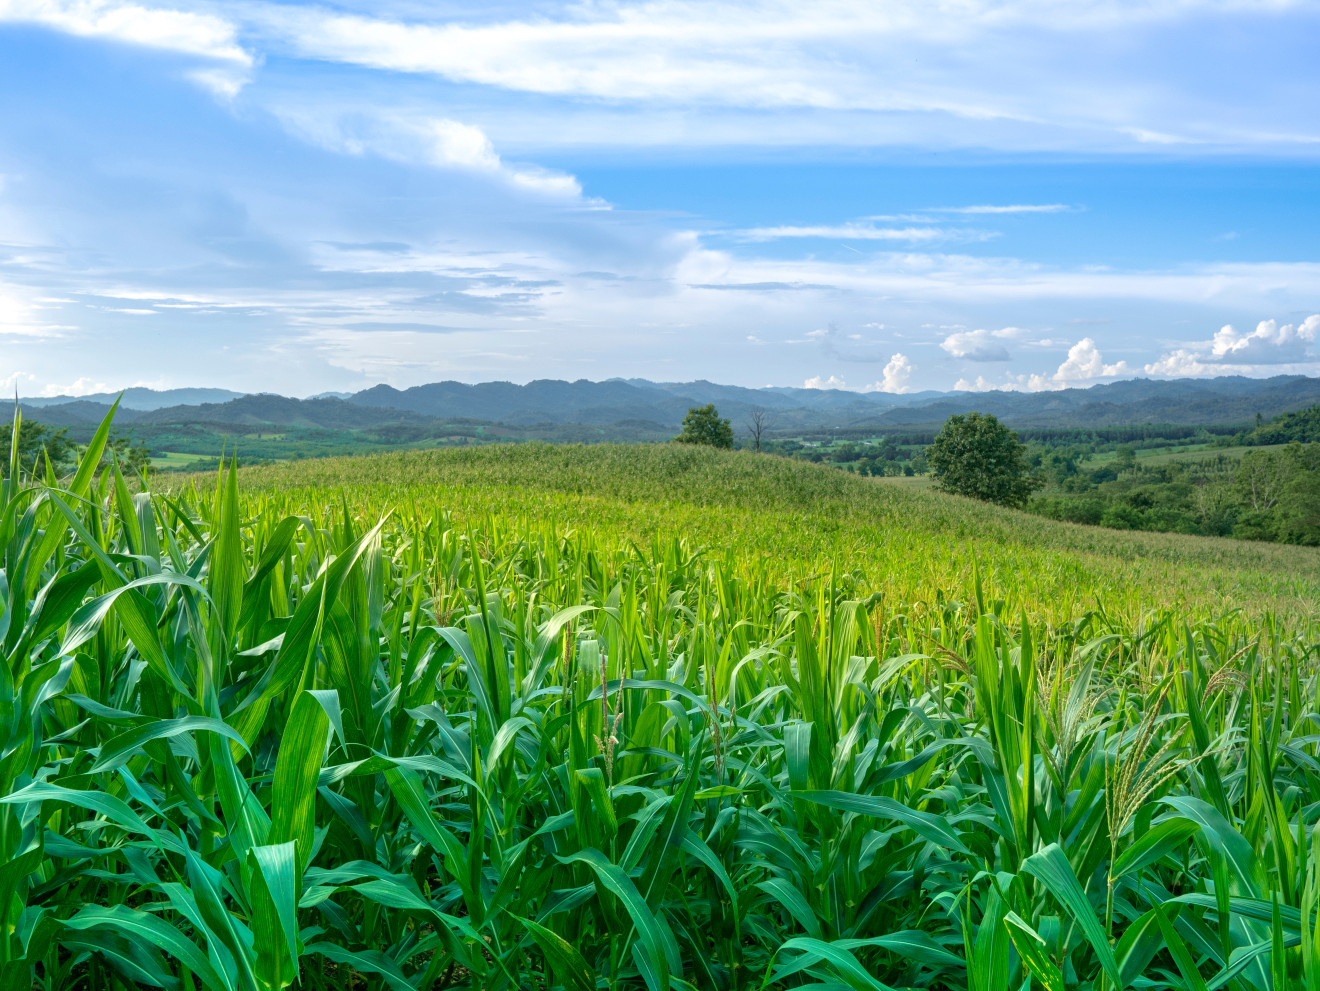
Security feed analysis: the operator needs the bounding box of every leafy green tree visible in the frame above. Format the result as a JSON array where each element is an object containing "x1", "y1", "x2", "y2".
[
  {"x1": 674, "y1": 404, "x2": 733, "y2": 448},
  {"x1": 1, "y1": 416, "x2": 151, "y2": 479},
  {"x1": 0, "y1": 418, "x2": 77, "y2": 478},
  {"x1": 106, "y1": 431, "x2": 153, "y2": 476},
  {"x1": 927, "y1": 412, "x2": 1041, "y2": 508},
  {"x1": 1273, "y1": 442, "x2": 1320, "y2": 545},
  {"x1": 1113, "y1": 445, "x2": 1138, "y2": 472}
]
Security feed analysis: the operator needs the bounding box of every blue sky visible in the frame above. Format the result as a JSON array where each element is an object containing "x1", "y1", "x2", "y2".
[{"x1": 1, "y1": 1, "x2": 1318, "y2": 397}]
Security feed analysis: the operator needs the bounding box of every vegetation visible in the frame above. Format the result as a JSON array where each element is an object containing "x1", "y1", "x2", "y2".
[
  {"x1": 928, "y1": 412, "x2": 1041, "y2": 508},
  {"x1": 0, "y1": 417, "x2": 77, "y2": 476},
  {"x1": 1025, "y1": 438, "x2": 1320, "y2": 546},
  {"x1": 673, "y1": 404, "x2": 734, "y2": 448},
  {"x1": 1215, "y1": 404, "x2": 1320, "y2": 448},
  {"x1": 3, "y1": 403, "x2": 1320, "y2": 990},
  {"x1": 42, "y1": 417, "x2": 674, "y2": 471},
  {"x1": 1, "y1": 415, "x2": 151, "y2": 478}
]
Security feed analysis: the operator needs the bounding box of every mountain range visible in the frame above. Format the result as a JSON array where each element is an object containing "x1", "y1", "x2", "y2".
[{"x1": 17, "y1": 375, "x2": 1320, "y2": 440}]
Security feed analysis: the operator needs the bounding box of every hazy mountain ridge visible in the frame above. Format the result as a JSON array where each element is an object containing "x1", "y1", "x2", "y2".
[
  {"x1": 18, "y1": 375, "x2": 1320, "y2": 437},
  {"x1": 20, "y1": 387, "x2": 247, "y2": 410}
]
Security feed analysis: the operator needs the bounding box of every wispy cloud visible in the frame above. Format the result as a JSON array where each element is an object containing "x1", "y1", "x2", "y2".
[
  {"x1": 271, "y1": 108, "x2": 583, "y2": 197},
  {"x1": 933, "y1": 204, "x2": 1072, "y2": 215},
  {"x1": 0, "y1": 0, "x2": 251, "y2": 94},
  {"x1": 0, "y1": 283, "x2": 73, "y2": 337},
  {"x1": 5, "y1": 0, "x2": 1319, "y2": 153},
  {"x1": 737, "y1": 224, "x2": 991, "y2": 242},
  {"x1": 227, "y1": 0, "x2": 1320, "y2": 152}
]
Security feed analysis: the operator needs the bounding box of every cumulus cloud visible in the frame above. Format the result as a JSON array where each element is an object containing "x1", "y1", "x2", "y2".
[
  {"x1": 0, "y1": 370, "x2": 34, "y2": 394},
  {"x1": 940, "y1": 327, "x2": 1014, "y2": 362},
  {"x1": 1054, "y1": 336, "x2": 1129, "y2": 381},
  {"x1": 869, "y1": 353, "x2": 913, "y2": 393},
  {"x1": 803, "y1": 354, "x2": 912, "y2": 393},
  {"x1": 1145, "y1": 314, "x2": 1320, "y2": 375},
  {"x1": 954, "y1": 337, "x2": 1127, "y2": 391},
  {"x1": 1212, "y1": 315, "x2": 1319, "y2": 363},
  {"x1": 803, "y1": 374, "x2": 848, "y2": 390},
  {"x1": 1143, "y1": 350, "x2": 1210, "y2": 376},
  {"x1": 41, "y1": 376, "x2": 113, "y2": 397},
  {"x1": 954, "y1": 374, "x2": 1008, "y2": 392}
]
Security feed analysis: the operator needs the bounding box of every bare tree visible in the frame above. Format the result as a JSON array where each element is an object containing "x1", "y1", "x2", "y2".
[{"x1": 746, "y1": 408, "x2": 773, "y2": 452}]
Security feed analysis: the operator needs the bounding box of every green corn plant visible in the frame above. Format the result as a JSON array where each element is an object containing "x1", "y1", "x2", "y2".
[{"x1": 2, "y1": 406, "x2": 1320, "y2": 990}]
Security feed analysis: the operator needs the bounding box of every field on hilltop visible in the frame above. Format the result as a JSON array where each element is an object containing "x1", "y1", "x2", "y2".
[
  {"x1": 235, "y1": 442, "x2": 1320, "y2": 624},
  {"x1": 7, "y1": 415, "x2": 1320, "y2": 991}
]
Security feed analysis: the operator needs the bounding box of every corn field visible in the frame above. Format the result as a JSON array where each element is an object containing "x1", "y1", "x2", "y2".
[{"x1": 5, "y1": 406, "x2": 1320, "y2": 990}]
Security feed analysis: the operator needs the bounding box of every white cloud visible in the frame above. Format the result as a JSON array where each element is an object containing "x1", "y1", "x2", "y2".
[
  {"x1": 803, "y1": 374, "x2": 848, "y2": 389},
  {"x1": 954, "y1": 337, "x2": 1127, "y2": 391},
  {"x1": 0, "y1": 370, "x2": 34, "y2": 394},
  {"x1": 5, "y1": 0, "x2": 1318, "y2": 153},
  {"x1": 0, "y1": 0, "x2": 252, "y2": 94},
  {"x1": 1145, "y1": 314, "x2": 1320, "y2": 375},
  {"x1": 41, "y1": 376, "x2": 112, "y2": 397},
  {"x1": 1212, "y1": 315, "x2": 1319, "y2": 362},
  {"x1": 940, "y1": 327, "x2": 1014, "y2": 361},
  {"x1": 272, "y1": 109, "x2": 582, "y2": 197},
  {"x1": 424, "y1": 119, "x2": 581, "y2": 196},
  {"x1": 673, "y1": 249, "x2": 1320, "y2": 312},
  {"x1": 1143, "y1": 349, "x2": 1210, "y2": 376},
  {"x1": 0, "y1": 0, "x2": 249, "y2": 62},
  {"x1": 803, "y1": 354, "x2": 912, "y2": 393},
  {"x1": 187, "y1": 67, "x2": 247, "y2": 100},
  {"x1": 954, "y1": 374, "x2": 1005, "y2": 392},
  {"x1": 0, "y1": 285, "x2": 70, "y2": 337},
  {"x1": 869, "y1": 353, "x2": 913, "y2": 393},
  {"x1": 739, "y1": 224, "x2": 974, "y2": 242},
  {"x1": 241, "y1": 1, "x2": 1290, "y2": 110},
  {"x1": 935, "y1": 204, "x2": 1071, "y2": 214},
  {"x1": 1054, "y1": 336, "x2": 1129, "y2": 381},
  {"x1": 221, "y1": 0, "x2": 1320, "y2": 154}
]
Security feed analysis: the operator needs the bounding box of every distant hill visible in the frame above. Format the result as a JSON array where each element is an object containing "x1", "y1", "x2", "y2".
[
  {"x1": 348, "y1": 375, "x2": 1320, "y2": 431},
  {"x1": 20, "y1": 387, "x2": 246, "y2": 411},
  {"x1": 350, "y1": 379, "x2": 704, "y2": 426},
  {"x1": 19, "y1": 375, "x2": 1320, "y2": 441}
]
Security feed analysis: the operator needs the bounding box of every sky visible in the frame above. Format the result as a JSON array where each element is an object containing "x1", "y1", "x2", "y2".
[{"x1": 1, "y1": 0, "x2": 1318, "y2": 398}]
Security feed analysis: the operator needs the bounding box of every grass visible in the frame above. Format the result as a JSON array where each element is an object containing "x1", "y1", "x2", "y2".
[
  {"x1": 149, "y1": 450, "x2": 236, "y2": 469},
  {"x1": 1082, "y1": 442, "x2": 1288, "y2": 467},
  {"x1": 6, "y1": 409, "x2": 1320, "y2": 990},
  {"x1": 1134, "y1": 443, "x2": 1288, "y2": 466},
  {"x1": 238, "y1": 443, "x2": 1320, "y2": 624}
]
